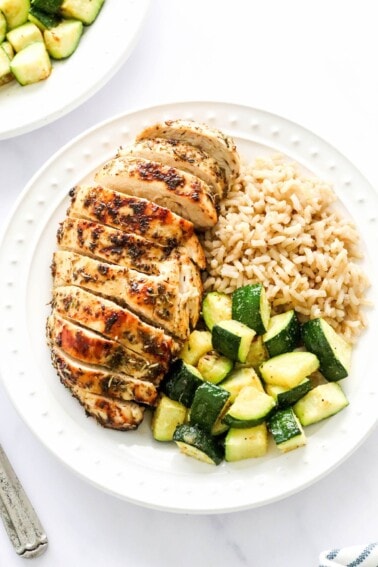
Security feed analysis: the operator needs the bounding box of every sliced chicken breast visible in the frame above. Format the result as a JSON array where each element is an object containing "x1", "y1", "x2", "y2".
[
  {"x1": 118, "y1": 138, "x2": 226, "y2": 199},
  {"x1": 136, "y1": 119, "x2": 240, "y2": 185},
  {"x1": 52, "y1": 250, "x2": 193, "y2": 340},
  {"x1": 47, "y1": 313, "x2": 165, "y2": 384},
  {"x1": 61, "y1": 380, "x2": 145, "y2": 430},
  {"x1": 52, "y1": 286, "x2": 177, "y2": 365},
  {"x1": 68, "y1": 184, "x2": 206, "y2": 269},
  {"x1": 51, "y1": 347, "x2": 158, "y2": 406},
  {"x1": 94, "y1": 156, "x2": 218, "y2": 230}
]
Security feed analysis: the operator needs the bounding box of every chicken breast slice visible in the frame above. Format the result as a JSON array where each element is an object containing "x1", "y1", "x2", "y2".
[
  {"x1": 136, "y1": 119, "x2": 240, "y2": 185},
  {"x1": 47, "y1": 313, "x2": 165, "y2": 384},
  {"x1": 52, "y1": 286, "x2": 177, "y2": 365},
  {"x1": 52, "y1": 250, "x2": 194, "y2": 340},
  {"x1": 118, "y1": 138, "x2": 226, "y2": 200},
  {"x1": 94, "y1": 156, "x2": 218, "y2": 230},
  {"x1": 61, "y1": 379, "x2": 145, "y2": 430},
  {"x1": 51, "y1": 347, "x2": 158, "y2": 406},
  {"x1": 68, "y1": 184, "x2": 206, "y2": 269},
  {"x1": 57, "y1": 217, "x2": 172, "y2": 275}
]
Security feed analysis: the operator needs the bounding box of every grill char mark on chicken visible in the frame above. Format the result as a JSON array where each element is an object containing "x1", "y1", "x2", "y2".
[
  {"x1": 94, "y1": 157, "x2": 218, "y2": 230},
  {"x1": 69, "y1": 184, "x2": 206, "y2": 269},
  {"x1": 51, "y1": 347, "x2": 158, "y2": 406},
  {"x1": 47, "y1": 313, "x2": 165, "y2": 384},
  {"x1": 57, "y1": 216, "x2": 173, "y2": 274},
  {"x1": 52, "y1": 286, "x2": 178, "y2": 364},
  {"x1": 118, "y1": 138, "x2": 226, "y2": 200},
  {"x1": 136, "y1": 119, "x2": 240, "y2": 185}
]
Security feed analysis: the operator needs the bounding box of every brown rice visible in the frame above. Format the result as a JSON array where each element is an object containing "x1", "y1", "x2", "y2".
[{"x1": 201, "y1": 155, "x2": 370, "y2": 344}]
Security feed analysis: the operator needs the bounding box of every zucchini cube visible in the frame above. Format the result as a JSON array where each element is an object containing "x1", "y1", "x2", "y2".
[
  {"x1": 293, "y1": 382, "x2": 349, "y2": 426},
  {"x1": 151, "y1": 394, "x2": 187, "y2": 442},
  {"x1": 179, "y1": 330, "x2": 212, "y2": 366},
  {"x1": 301, "y1": 318, "x2": 352, "y2": 381},
  {"x1": 268, "y1": 408, "x2": 307, "y2": 453},
  {"x1": 259, "y1": 351, "x2": 319, "y2": 389},
  {"x1": 212, "y1": 319, "x2": 256, "y2": 363},
  {"x1": 225, "y1": 424, "x2": 268, "y2": 462}
]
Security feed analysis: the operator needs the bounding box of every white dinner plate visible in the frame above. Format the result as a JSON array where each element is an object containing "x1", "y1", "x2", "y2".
[
  {"x1": 0, "y1": 0, "x2": 150, "y2": 140},
  {"x1": 0, "y1": 102, "x2": 377, "y2": 514}
]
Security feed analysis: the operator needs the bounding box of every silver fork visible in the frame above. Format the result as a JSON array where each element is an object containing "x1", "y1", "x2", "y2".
[{"x1": 0, "y1": 444, "x2": 48, "y2": 558}]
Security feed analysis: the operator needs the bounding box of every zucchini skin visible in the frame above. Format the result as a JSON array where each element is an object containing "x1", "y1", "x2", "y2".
[
  {"x1": 31, "y1": 0, "x2": 63, "y2": 15},
  {"x1": 263, "y1": 310, "x2": 300, "y2": 357},
  {"x1": 266, "y1": 379, "x2": 313, "y2": 409},
  {"x1": 232, "y1": 283, "x2": 270, "y2": 335},
  {"x1": 212, "y1": 320, "x2": 255, "y2": 363},
  {"x1": 190, "y1": 382, "x2": 230, "y2": 433},
  {"x1": 267, "y1": 408, "x2": 306, "y2": 451},
  {"x1": 161, "y1": 359, "x2": 202, "y2": 408},
  {"x1": 173, "y1": 424, "x2": 224, "y2": 465},
  {"x1": 301, "y1": 318, "x2": 351, "y2": 381}
]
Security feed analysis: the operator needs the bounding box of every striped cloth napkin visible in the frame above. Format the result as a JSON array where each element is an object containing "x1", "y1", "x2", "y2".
[{"x1": 319, "y1": 542, "x2": 378, "y2": 566}]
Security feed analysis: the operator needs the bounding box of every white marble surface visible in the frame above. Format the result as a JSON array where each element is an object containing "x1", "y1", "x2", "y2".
[{"x1": 0, "y1": 1, "x2": 377, "y2": 565}]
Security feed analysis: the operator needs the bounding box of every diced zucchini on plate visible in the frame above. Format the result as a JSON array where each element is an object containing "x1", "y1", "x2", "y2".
[
  {"x1": 0, "y1": 0, "x2": 104, "y2": 86},
  {"x1": 152, "y1": 283, "x2": 352, "y2": 466}
]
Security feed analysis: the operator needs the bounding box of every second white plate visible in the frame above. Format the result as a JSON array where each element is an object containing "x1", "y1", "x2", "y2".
[
  {"x1": 0, "y1": 102, "x2": 377, "y2": 513},
  {"x1": 0, "y1": 0, "x2": 150, "y2": 140}
]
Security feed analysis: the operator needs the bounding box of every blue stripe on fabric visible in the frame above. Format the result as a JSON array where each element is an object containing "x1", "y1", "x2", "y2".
[{"x1": 347, "y1": 542, "x2": 378, "y2": 567}]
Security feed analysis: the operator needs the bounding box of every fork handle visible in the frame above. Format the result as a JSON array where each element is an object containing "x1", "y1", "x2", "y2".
[{"x1": 0, "y1": 445, "x2": 48, "y2": 558}]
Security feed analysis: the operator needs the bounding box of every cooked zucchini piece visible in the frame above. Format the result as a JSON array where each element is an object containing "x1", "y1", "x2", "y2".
[
  {"x1": 212, "y1": 319, "x2": 256, "y2": 363},
  {"x1": 265, "y1": 378, "x2": 312, "y2": 408},
  {"x1": 60, "y1": 0, "x2": 104, "y2": 25},
  {"x1": 28, "y1": 6, "x2": 61, "y2": 29},
  {"x1": 267, "y1": 408, "x2": 306, "y2": 452},
  {"x1": 259, "y1": 351, "x2": 319, "y2": 389},
  {"x1": 225, "y1": 423, "x2": 268, "y2": 461},
  {"x1": 151, "y1": 394, "x2": 187, "y2": 442},
  {"x1": 30, "y1": 0, "x2": 63, "y2": 14},
  {"x1": 220, "y1": 367, "x2": 264, "y2": 401},
  {"x1": 44, "y1": 18, "x2": 82, "y2": 59},
  {"x1": 0, "y1": 0, "x2": 30, "y2": 30},
  {"x1": 10, "y1": 40, "x2": 51, "y2": 84},
  {"x1": 232, "y1": 283, "x2": 270, "y2": 335},
  {"x1": 6, "y1": 22, "x2": 43, "y2": 51},
  {"x1": 190, "y1": 382, "x2": 231, "y2": 434},
  {"x1": 294, "y1": 382, "x2": 349, "y2": 426},
  {"x1": 173, "y1": 424, "x2": 224, "y2": 465},
  {"x1": 223, "y1": 385, "x2": 276, "y2": 428},
  {"x1": 263, "y1": 310, "x2": 300, "y2": 357},
  {"x1": 244, "y1": 335, "x2": 269, "y2": 369},
  {"x1": 202, "y1": 291, "x2": 232, "y2": 331},
  {"x1": 0, "y1": 9, "x2": 7, "y2": 42},
  {"x1": 0, "y1": 46, "x2": 13, "y2": 84},
  {"x1": 301, "y1": 318, "x2": 352, "y2": 381},
  {"x1": 161, "y1": 359, "x2": 203, "y2": 408},
  {"x1": 197, "y1": 350, "x2": 233, "y2": 384},
  {"x1": 179, "y1": 330, "x2": 212, "y2": 366}
]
